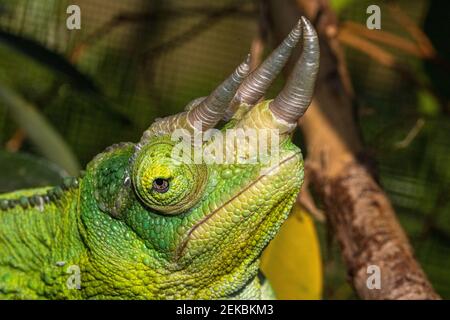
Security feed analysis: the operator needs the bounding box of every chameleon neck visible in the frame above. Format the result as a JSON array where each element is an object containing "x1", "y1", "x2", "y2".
[{"x1": 0, "y1": 178, "x2": 85, "y2": 299}]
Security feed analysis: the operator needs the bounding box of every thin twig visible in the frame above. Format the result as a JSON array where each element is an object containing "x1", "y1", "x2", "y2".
[
  {"x1": 338, "y1": 28, "x2": 396, "y2": 66},
  {"x1": 394, "y1": 118, "x2": 425, "y2": 149},
  {"x1": 141, "y1": 3, "x2": 252, "y2": 60},
  {"x1": 340, "y1": 21, "x2": 427, "y2": 59},
  {"x1": 338, "y1": 29, "x2": 445, "y2": 116},
  {"x1": 70, "y1": 4, "x2": 255, "y2": 63},
  {"x1": 268, "y1": 0, "x2": 441, "y2": 299},
  {"x1": 297, "y1": 187, "x2": 325, "y2": 222},
  {"x1": 387, "y1": 4, "x2": 436, "y2": 59}
]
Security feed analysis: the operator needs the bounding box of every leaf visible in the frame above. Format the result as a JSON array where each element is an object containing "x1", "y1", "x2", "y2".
[
  {"x1": 0, "y1": 151, "x2": 65, "y2": 193},
  {"x1": 330, "y1": 0, "x2": 358, "y2": 13},
  {"x1": 261, "y1": 202, "x2": 323, "y2": 299},
  {"x1": 0, "y1": 29, "x2": 131, "y2": 125},
  {"x1": 0, "y1": 83, "x2": 80, "y2": 175},
  {"x1": 0, "y1": 29, "x2": 98, "y2": 93},
  {"x1": 417, "y1": 89, "x2": 440, "y2": 117}
]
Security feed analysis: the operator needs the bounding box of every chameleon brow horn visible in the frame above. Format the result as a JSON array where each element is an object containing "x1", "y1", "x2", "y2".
[
  {"x1": 142, "y1": 56, "x2": 250, "y2": 141},
  {"x1": 187, "y1": 55, "x2": 250, "y2": 131}
]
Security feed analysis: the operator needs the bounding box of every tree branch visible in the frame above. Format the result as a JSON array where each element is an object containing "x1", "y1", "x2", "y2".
[{"x1": 266, "y1": 0, "x2": 440, "y2": 299}]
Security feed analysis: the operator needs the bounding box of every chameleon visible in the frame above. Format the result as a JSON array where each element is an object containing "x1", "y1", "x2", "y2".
[{"x1": 0, "y1": 17, "x2": 319, "y2": 299}]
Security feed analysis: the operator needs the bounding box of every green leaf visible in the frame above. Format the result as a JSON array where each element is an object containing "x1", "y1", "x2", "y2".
[
  {"x1": 0, "y1": 29, "x2": 131, "y2": 125},
  {"x1": 0, "y1": 151, "x2": 65, "y2": 193},
  {"x1": 261, "y1": 203, "x2": 323, "y2": 299},
  {"x1": 0, "y1": 29, "x2": 98, "y2": 93},
  {"x1": 417, "y1": 90, "x2": 440, "y2": 117},
  {"x1": 330, "y1": 0, "x2": 358, "y2": 13},
  {"x1": 0, "y1": 83, "x2": 80, "y2": 175}
]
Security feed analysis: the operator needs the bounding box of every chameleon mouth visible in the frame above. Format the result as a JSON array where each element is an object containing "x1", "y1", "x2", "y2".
[{"x1": 175, "y1": 151, "x2": 301, "y2": 261}]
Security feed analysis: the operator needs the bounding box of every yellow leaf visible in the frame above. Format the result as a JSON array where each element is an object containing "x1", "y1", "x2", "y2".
[{"x1": 261, "y1": 202, "x2": 323, "y2": 299}]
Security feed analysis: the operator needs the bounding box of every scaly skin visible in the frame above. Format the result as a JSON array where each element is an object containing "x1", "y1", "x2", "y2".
[
  {"x1": 0, "y1": 101, "x2": 303, "y2": 299},
  {"x1": 0, "y1": 17, "x2": 319, "y2": 299}
]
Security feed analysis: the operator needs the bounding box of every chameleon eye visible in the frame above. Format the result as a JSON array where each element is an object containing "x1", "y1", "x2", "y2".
[
  {"x1": 132, "y1": 139, "x2": 207, "y2": 215},
  {"x1": 152, "y1": 178, "x2": 169, "y2": 193}
]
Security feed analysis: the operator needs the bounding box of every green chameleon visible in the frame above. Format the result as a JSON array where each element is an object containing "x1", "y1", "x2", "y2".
[{"x1": 0, "y1": 17, "x2": 319, "y2": 299}]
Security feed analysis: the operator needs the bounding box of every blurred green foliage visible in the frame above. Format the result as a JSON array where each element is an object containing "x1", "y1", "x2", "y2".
[
  {"x1": 0, "y1": 83, "x2": 80, "y2": 174},
  {"x1": 0, "y1": 150, "x2": 65, "y2": 192}
]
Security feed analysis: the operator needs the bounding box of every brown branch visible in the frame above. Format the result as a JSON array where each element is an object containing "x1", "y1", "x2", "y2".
[
  {"x1": 338, "y1": 28, "x2": 397, "y2": 67},
  {"x1": 337, "y1": 28, "x2": 446, "y2": 117},
  {"x1": 340, "y1": 19, "x2": 450, "y2": 74},
  {"x1": 266, "y1": 0, "x2": 440, "y2": 299},
  {"x1": 5, "y1": 128, "x2": 26, "y2": 152},
  {"x1": 387, "y1": 4, "x2": 436, "y2": 59},
  {"x1": 340, "y1": 21, "x2": 428, "y2": 59}
]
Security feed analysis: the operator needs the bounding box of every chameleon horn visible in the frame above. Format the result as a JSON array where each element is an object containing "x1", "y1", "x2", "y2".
[
  {"x1": 225, "y1": 19, "x2": 302, "y2": 119},
  {"x1": 269, "y1": 17, "x2": 319, "y2": 123},
  {"x1": 141, "y1": 56, "x2": 250, "y2": 140},
  {"x1": 187, "y1": 55, "x2": 250, "y2": 131}
]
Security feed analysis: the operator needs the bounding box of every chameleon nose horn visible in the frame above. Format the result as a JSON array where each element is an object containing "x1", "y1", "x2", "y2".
[{"x1": 269, "y1": 17, "x2": 319, "y2": 124}]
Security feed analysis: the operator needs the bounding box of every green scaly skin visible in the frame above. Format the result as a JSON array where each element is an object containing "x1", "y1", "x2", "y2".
[{"x1": 0, "y1": 101, "x2": 304, "y2": 299}]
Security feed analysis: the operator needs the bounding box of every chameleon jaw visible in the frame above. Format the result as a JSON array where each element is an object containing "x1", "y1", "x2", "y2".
[{"x1": 174, "y1": 151, "x2": 302, "y2": 265}]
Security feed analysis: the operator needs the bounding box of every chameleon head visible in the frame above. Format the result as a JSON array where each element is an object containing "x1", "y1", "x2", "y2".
[
  {"x1": 85, "y1": 17, "x2": 319, "y2": 296},
  {"x1": 128, "y1": 17, "x2": 318, "y2": 270}
]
